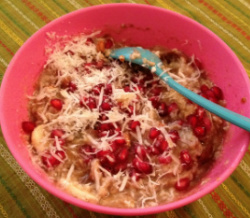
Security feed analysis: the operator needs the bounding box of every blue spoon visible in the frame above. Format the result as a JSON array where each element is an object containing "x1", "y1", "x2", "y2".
[{"x1": 110, "y1": 47, "x2": 250, "y2": 132}]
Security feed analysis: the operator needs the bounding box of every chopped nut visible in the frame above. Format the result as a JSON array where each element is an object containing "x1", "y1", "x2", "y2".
[
  {"x1": 119, "y1": 55, "x2": 125, "y2": 62},
  {"x1": 96, "y1": 40, "x2": 105, "y2": 52}
]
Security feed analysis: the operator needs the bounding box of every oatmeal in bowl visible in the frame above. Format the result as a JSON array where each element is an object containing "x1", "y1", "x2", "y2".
[
  {"x1": 22, "y1": 33, "x2": 228, "y2": 208},
  {"x1": 1, "y1": 4, "x2": 250, "y2": 215}
]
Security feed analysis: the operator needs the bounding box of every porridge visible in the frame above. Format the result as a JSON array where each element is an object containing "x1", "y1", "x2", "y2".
[{"x1": 21, "y1": 32, "x2": 228, "y2": 208}]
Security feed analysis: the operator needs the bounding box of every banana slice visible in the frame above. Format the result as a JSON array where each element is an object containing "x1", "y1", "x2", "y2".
[
  {"x1": 59, "y1": 178, "x2": 99, "y2": 203},
  {"x1": 31, "y1": 125, "x2": 49, "y2": 153}
]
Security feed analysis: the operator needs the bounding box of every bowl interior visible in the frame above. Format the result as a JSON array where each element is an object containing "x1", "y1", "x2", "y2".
[{"x1": 1, "y1": 3, "x2": 250, "y2": 216}]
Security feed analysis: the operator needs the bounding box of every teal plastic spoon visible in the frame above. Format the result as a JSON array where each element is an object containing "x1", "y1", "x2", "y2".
[{"x1": 110, "y1": 47, "x2": 250, "y2": 131}]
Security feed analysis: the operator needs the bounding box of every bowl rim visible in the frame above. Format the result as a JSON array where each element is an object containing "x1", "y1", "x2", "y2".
[{"x1": 1, "y1": 3, "x2": 250, "y2": 216}]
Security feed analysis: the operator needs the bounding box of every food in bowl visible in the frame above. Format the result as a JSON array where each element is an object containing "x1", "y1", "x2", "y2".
[{"x1": 21, "y1": 32, "x2": 228, "y2": 208}]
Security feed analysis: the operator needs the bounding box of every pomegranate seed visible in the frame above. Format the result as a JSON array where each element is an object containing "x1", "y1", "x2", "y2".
[
  {"x1": 105, "y1": 39, "x2": 113, "y2": 49},
  {"x1": 113, "y1": 163, "x2": 127, "y2": 173},
  {"x1": 193, "y1": 58, "x2": 203, "y2": 70},
  {"x1": 149, "y1": 96, "x2": 160, "y2": 108},
  {"x1": 92, "y1": 84, "x2": 104, "y2": 95},
  {"x1": 187, "y1": 115, "x2": 198, "y2": 128},
  {"x1": 135, "y1": 144, "x2": 147, "y2": 160},
  {"x1": 97, "y1": 150, "x2": 116, "y2": 167},
  {"x1": 22, "y1": 121, "x2": 36, "y2": 133},
  {"x1": 105, "y1": 84, "x2": 112, "y2": 95},
  {"x1": 124, "y1": 105, "x2": 134, "y2": 116},
  {"x1": 101, "y1": 102, "x2": 112, "y2": 111},
  {"x1": 117, "y1": 148, "x2": 129, "y2": 161},
  {"x1": 158, "y1": 155, "x2": 172, "y2": 164},
  {"x1": 131, "y1": 76, "x2": 140, "y2": 84},
  {"x1": 68, "y1": 82, "x2": 77, "y2": 92},
  {"x1": 158, "y1": 102, "x2": 168, "y2": 117},
  {"x1": 151, "y1": 87, "x2": 162, "y2": 96},
  {"x1": 211, "y1": 86, "x2": 223, "y2": 100},
  {"x1": 98, "y1": 123, "x2": 113, "y2": 131},
  {"x1": 134, "y1": 84, "x2": 144, "y2": 93},
  {"x1": 129, "y1": 120, "x2": 140, "y2": 131},
  {"x1": 208, "y1": 96, "x2": 217, "y2": 103},
  {"x1": 115, "y1": 138, "x2": 126, "y2": 146},
  {"x1": 51, "y1": 129, "x2": 64, "y2": 138},
  {"x1": 194, "y1": 126, "x2": 206, "y2": 137},
  {"x1": 85, "y1": 97, "x2": 97, "y2": 110},
  {"x1": 124, "y1": 85, "x2": 131, "y2": 92},
  {"x1": 200, "y1": 84, "x2": 209, "y2": 93},
  {"x1": 160, "y1": 140, "x2": 168, "y2": 152},
  {"x1": 80, "y1": 144, "x2": 95, "y2": 154},
  {"x1": 85, "y1": 38, "x2": 93, "y2": 45},
  {"x1": 42, "y1": 150, "x2": 65, "y2": 168},
  {"x1": 169, "y1": 130, "x2": 180, "y2": 143},
  {"x1": 152, "y1": 134, "x2": 165, "y2": 152},
  {"x1": 180, "y1": 150, "x2": 193, "y2": 166},
  {"x1": 99, "y1": 113, "x2": 109, "y2": 121},
  {"x1": 149, "y1": 146, "x2": 160, "y2": 155},
  {"x1": 202, "y1": 117, "x2": 212, "y2": 132},
  {"x1": 129, "y1": 169, "x2": 141, "y2": 181},
  {"x1": 205, "y1": 90, "x2": 215, "y2": 99},
  {"x1": 175, "y1": 178, "x2": 190, "y2": 191},
  {"x1": 133, "y1": 159, "x2": 153, "y2": 174},
  {"x1": 149, "y1": 127, "x2": 161, "y2": 139},
  {"x1": 50, "y1": 99, "x2": 63, "y2": 110},
  {"x1": 168, "y1": 103, "x2": 179, "y2": 114},
  {"x1": 96, "y1": 60, "x2": 104, "y2": 70},
  {"x1": 196, "y1": 107, "x2": 205, "y2": 120}
]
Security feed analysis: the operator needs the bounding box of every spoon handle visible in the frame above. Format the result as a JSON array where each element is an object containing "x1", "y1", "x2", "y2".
[{"x1": 160, "y1": 73, "x2": 250, "y2": 131}]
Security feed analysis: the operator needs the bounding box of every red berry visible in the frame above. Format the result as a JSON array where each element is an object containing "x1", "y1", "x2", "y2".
[
  {"x1": 101, "y1": 102, "x2": 112, "y2": 111},
  {"x1": 51, "y1": 129, "x2": 64, "y2": 138},
  {"x1": 105, "y1": 84, "x2": 112, "y2": 95},
  {"x1": 157, "y1": 102, "x2": 168, "y2": 117},
  {"x1": 194, "y1": 126, "x2": 206, "y2": 137},
  {"x1": 117, "y1": 148, "x2": 129, "y2": 162},
  {"x1": 175, "y1": 178, "x2": 190, "y2": 191},
  {"x1": 135, "y1": 144, "x2": 147, "y2": 160},
  {"x1": 180, "y1": 150, "x2": 193, "y2": 166},
  {"x1": 105, "y1": 39, "x2": 113, "y2": 49},
  {"x1": 124, "y1": 85, "x2": 131, "y2": 92},
  {"x1": 42, "y1": 150, "x2": 65, "y2": 168},
  {"x1": 50, "y1": 99, "x2": 63, "y2": 110},
  {"x1": 149, "y1": 96, "x2": 160, "y2": 108},
  {"x1": 158, "y1": 155, "x2": 172, "y2": 164},
  {"x1": 22, "y1": 121, "x2": 36, "y2": 133},
  {"x1": 168, "y1": 102, "x2": 179, "y2": 114},
  {"x1": 133, "y1": 158, "x2": 152, "y2": 174},
  {"x1": 129, "y1": 169, "x2": 141, "y2": 181},
  {"x1": 114, "y1": 138, "x2": 126, "y2": 146},
  {"x1": 200, "y1": 84, "x2": 209, "y2": 93},
  {"x1": 187, "y1": 115, "x2": 198, "y2": 128},
  {"x1": 202, "y1": 117, "x2": 212, "y2": 132},
  {"x1": 85, "y1": 37, "x2": 93, "y2": 45},
  {"x1": 193, "y1": 58, "x2": 203, "y2": 70},
  {"x1": 211, "y1": 86, "x2": 223, "y2": 100},
  {"x1": 169, "y1": 130, "x2": 180, "y2": 143},
  {"x1": 68, "y1": 82, "x2": 77, "y2": 92},
  {"x1": 151, "y1": 87, "x2": 162, "y2": 96},
  {"x1": 129, "y1": 120, "x2": 140, "y2": 131},
  {"x1": 92, "y1": 84, "x2": 104, "y2": 95},
  {"x1": 149, "y1": 127, "x2": 161, "y2": 139}
]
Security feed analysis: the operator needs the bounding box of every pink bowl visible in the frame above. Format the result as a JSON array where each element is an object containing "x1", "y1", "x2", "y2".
[{"x1": 0, "y1": 3, "x2": 250, "y2": 216}]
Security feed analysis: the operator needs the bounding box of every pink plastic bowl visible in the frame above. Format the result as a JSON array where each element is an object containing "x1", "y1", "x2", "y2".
[{"x1": 0, "y1": 3, "x2": 250, "y2": 216}]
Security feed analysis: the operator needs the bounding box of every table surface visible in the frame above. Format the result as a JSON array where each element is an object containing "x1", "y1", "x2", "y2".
[{"x1": 0, "y1": 1, "x2": 250, "y2": 218}]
